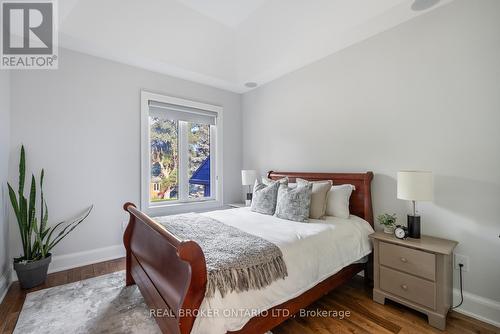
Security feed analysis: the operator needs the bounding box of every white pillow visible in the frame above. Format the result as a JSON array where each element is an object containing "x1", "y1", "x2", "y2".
[{"x1": 325, "y1": 184, "x2": 355, "y2": 219}]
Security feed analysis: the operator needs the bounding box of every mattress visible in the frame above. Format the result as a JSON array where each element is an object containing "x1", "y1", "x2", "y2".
[{"x1": 190, "y1": 207, "x2": 374, "y2": 334}]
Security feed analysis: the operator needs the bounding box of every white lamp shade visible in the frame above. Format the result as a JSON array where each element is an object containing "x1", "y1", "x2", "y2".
[
  {"x1": 397, "y1": 171, "x2": 433, "y2": 201},
  {"x1": 241, "y1": 170, "x2": 257, "y2": 186}
]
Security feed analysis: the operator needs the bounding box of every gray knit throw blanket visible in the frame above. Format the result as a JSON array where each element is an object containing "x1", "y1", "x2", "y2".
[{"x1": 154, "y1": 213, "x2": 288, "y2": 298}]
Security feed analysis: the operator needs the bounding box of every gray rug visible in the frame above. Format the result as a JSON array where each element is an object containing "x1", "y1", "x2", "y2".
[{"x1": 14, "y1": 271, "x2": 161, "y2": 334}]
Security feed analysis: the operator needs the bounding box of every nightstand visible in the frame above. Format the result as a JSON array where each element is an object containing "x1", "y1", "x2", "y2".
[
  {"x1": 369, "y1": 232, "x2": 458, "y2": 330},
  {"x1": 228, "y1": 203, "x2": 246, "y2": 208}
]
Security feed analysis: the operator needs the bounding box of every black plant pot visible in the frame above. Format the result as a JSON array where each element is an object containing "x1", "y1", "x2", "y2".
[{"x1": 13, "y1": 254, "x2": 52, "y2": 289}]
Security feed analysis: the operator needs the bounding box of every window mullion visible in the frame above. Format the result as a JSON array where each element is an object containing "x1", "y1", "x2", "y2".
[
  {"x1": 210, "y1": 125, "x2": 216, "y2": 200},
  {"x1": 178, "y1": 121, "x2": 189, "y2": 201}
]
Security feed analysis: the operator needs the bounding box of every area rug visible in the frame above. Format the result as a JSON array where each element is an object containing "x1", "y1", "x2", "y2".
[{"x1": 14, "y1": 271, "x2": 161, "y2": 334}]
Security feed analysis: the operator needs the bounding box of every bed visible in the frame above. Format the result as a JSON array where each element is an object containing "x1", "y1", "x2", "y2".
[{"x1": 123, "y1": 171, "x2": 374, "y2": 334}]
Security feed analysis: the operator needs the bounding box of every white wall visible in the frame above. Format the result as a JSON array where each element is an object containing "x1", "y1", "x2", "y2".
[
  {"x1": 242, "y1": 0, "x2": 500, "y2": 325},
  {"x1": 0, "y1": 71, "x2": 10, "y2": 301},
  {"x1": 9, "y1": 48, "x2": 242, "y2": 270}
]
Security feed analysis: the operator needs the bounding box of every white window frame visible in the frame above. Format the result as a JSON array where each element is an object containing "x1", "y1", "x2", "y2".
[{"x1": 141, "y1": 90, "x2": 223, "y2": 216}]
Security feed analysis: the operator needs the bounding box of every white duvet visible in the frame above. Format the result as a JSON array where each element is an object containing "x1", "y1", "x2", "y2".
[{"x1": 190, "y1": 207, "x2": 374, "y2": 334}]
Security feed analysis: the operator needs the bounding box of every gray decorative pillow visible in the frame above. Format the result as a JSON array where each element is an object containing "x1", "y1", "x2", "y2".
[
  {"x1": 250, "y1": 179, "x2": 282, "y2": 215},
  {"x1": 262, "y1": 176, "x2": 288, "y2": 186},
  {"x1": 274, "y1": 182, "x2": 313, "y2": 222}
]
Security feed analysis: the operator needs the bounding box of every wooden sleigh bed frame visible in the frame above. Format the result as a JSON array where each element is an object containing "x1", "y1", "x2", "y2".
[{"x1": 123, "y1": 171, "x2": 374, "y2": 334}]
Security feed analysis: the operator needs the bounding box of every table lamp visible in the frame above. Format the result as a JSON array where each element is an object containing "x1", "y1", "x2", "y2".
[
  {"x1": 397, "y1": 171, "x2": 433, "y2": 238},
  {"x1": 241, "y1": 170, "x2": 257, "y2": 206}
]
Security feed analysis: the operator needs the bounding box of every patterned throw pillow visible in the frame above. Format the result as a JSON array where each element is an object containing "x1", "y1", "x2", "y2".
[
  {"x1": 250, "y1": 179, "x2": 283, "y2": 215},
  {"x1": 262, "y1": 177, "x2": 288, "y2": 186},
  {"x1": 274, "y1": 182, "x2": 313, "y2": 222}
]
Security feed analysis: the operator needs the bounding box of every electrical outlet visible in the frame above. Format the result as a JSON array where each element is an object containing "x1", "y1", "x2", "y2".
[{"x1": 454, "y1": 253, "x2": 469, "y2": 272}]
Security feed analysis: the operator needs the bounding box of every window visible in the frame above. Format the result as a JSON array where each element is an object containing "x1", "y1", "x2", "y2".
[{"x1": 141, "y1": 91, "x2": 222, "y2": 214}]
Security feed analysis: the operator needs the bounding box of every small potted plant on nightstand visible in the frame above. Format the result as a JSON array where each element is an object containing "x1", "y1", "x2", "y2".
[
  {"x1": 377, "y1": 213, "x2": 397, "y2": 234},
  {"x1": 8, "y1": 146, "x2": 93, "y2": 289}
]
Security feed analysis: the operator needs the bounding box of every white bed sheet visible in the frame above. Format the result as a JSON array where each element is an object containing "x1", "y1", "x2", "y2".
[{"x1": 190, "y1": 207, "x2": 374, "y2": 334}]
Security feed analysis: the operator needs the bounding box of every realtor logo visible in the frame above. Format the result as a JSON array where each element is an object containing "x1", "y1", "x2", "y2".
[{"x1": 1, "y1": 0, "x2": 58, "y2": 69}]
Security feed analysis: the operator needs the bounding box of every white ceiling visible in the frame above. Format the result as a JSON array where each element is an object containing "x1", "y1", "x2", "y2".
[
  {"x1": 177, "y1": 0, "x2": 269, "y2": 27},
  {"x1": 58, "y1": 0, "x2": 454, "y2": 93}
]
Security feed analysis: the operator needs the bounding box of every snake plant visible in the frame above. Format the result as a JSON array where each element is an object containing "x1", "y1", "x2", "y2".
[{"x1": 8, "y1": 146, "x2": 93, "y2": 263}]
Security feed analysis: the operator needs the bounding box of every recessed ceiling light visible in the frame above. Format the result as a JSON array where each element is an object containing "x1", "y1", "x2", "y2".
[
  {"x1": 411, "y1": 0, "x2": 440, "y2": 11},
  {"x1": 244, "y1": 82, "x2": 258, "y2": 88}
]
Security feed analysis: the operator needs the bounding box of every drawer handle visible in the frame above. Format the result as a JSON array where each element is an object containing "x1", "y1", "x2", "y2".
[
  {"x1": 400, "y1": 257, "x2": 408, "y2": 263},
  {"x1": 401, "y1": 284, "x2": 408, "y2": 291}
]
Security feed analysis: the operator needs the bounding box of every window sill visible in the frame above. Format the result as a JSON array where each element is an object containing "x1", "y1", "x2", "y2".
[{"x1": 143, "y1": 199, "x2": 222, "y2": 217}]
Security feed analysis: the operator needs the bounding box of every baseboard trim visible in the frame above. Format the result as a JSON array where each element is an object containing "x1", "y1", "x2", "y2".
[
  {"x1": 11, "y1": 244, "x2": 125, "y2": 282},
  {"x1": 0, "y1": 268, "x2": 12, "y2": 303},
  {"x1": 452, "y1": 288, "x2": 500, "y2": 328}
]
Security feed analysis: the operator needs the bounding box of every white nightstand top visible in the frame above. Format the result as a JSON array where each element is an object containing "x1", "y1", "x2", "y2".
[{"x1": 369, "y1": 231, "x2": 458, "y2": 255}]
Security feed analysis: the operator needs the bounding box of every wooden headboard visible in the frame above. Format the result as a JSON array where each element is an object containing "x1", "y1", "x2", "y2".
[{"x1": 267, "y1": 171, "x2": 374, "y2": 226}]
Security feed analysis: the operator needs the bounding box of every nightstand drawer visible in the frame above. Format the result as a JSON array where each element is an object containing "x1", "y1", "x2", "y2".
[
  {"x1": 379, "y1": 242, "x2": 436, "y2": 281},
  {"x1": 380, "y1": 266, "x2": 436, "y2": 309}
]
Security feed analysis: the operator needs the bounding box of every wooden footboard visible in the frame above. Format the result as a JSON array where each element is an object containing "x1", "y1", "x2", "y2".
[{"x1": 123, "y1": 203, "x2": 207, "y2": 334}]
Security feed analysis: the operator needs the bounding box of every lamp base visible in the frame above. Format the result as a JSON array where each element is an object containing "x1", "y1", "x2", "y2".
[
  {"x1": 407, "y1": 215, "x2": 421, "y2": 239},
  {"x1": 246, "y1": 193, "x2": 252, "y2": 207}
]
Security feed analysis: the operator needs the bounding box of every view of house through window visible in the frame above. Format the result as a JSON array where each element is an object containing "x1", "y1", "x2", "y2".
[
  {"x1": 148, "y1": 101, "x2": 215, "y2": 204},
  {"x1": 188, "y1": 123, "x2": 211, "y2": 198}
]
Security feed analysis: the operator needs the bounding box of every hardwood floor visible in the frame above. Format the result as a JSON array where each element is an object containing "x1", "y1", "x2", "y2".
[{"x1": 0, "y1": 258, "x2": 498, "y2": 334}]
